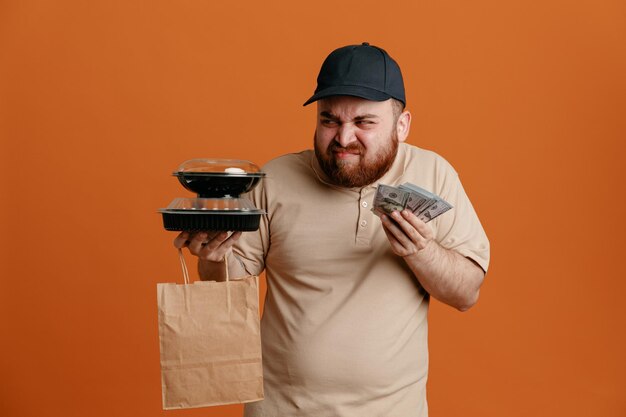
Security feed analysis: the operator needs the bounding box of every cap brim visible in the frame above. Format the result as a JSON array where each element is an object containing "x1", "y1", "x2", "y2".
[{"x1": 303, "y1": 85, "x2": 391, "y2": 106}]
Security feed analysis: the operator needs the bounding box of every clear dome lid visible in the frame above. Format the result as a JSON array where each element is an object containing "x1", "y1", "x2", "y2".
[
  {"x1": 174, "y1": 159, "x2": 262, "y2": 175},
  {"x1": 172, "y1": 158, "x2": 265, "y2": 197}
]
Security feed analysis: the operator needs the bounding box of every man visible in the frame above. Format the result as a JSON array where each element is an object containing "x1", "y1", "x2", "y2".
[{"x1": 175, "y1": 43, "x2": 490, "y2": 416}]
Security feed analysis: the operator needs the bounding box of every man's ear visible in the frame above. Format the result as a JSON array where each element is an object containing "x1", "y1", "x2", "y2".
[{"x1": 396, "y1": 110, "x2": 411, "y2": 143}]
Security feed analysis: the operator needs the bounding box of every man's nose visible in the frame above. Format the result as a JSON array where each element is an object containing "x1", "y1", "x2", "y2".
[{"x1": 335, "y1": 123, "x2": 357, "y2": 147}]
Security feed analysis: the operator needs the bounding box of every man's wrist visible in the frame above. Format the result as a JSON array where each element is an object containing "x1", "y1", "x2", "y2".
[
  {"x1": 199, "y1": 257, "x2": 226, "y2": 265},
  {"x1": 198, "y1": 257, "x2": 228, "y2": 281},
  {"x1": 403, "y1": 240, "x2": 438, "y2": 267}
]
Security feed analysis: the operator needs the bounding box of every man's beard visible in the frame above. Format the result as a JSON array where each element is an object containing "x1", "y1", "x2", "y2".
[{"x1": 314, "y1": 130, "x2": 399, "y2": 188}]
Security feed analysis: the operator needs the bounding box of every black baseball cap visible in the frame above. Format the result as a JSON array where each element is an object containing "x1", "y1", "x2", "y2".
[{"x1": 303, "y1": 42, "x2": 406, "y2": 107}]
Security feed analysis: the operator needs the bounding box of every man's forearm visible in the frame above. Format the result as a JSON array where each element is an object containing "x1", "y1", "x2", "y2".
[{"x1": 404, "y1": 242, "x2": 485, "y2": 311}]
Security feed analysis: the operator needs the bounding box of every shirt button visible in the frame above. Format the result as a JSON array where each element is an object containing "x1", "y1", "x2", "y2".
[
  {"x1": 361, "y1": 201, "x2": 368, "y2": 208},
  {"x1": 360, "y1": 220, "x2": 367, "y2": 227}
]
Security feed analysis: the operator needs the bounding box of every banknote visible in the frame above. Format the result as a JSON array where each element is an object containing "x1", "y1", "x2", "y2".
[
  {"x1": 372, "y1": 184, "x2": 410, "y2": 216},
  {"x1": 416, "y1": 198, "x2": 453, "y2": 222},
  {"x1": 372, "y1": 183, "x2": 453, "y2": 223},
  {"x1": 398, "y1": 183, "x2": 435, "y2": 214}
]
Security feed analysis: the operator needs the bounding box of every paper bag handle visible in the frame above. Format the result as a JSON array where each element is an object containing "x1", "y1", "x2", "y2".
[
  {"x1": 176, "y1": 249, "x2": 231, "y2": 284},
  {"x1": 177, "y1": 248, "x2": 231, "y2": 311},
  {"x1": 177, "y1": 248, "x2": 190, "y2": 284}
]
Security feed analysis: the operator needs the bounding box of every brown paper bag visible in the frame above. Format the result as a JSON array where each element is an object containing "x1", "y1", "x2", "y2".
[{"x1": 157, "y1": 250, "x2": 264, "y2": 409}]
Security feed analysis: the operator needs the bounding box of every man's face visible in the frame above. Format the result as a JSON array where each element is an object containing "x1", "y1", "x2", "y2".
[{"x1": 314, "y1": 96, "x2": 408, "y2": 188}]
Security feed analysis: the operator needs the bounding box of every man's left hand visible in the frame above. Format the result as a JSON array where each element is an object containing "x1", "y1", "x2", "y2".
[{"x1": 381, "y1": 209, "x2": 433, "y2": 258}]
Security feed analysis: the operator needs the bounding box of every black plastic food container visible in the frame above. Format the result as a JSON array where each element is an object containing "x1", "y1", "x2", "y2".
[{"x1": 159, "y1": 159, "x2": 266, "y2": 231}]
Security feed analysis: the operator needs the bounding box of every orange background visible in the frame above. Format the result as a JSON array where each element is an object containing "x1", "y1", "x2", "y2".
[{"x1": 1, "y1": 1, "x2": 625, "y2": 416}]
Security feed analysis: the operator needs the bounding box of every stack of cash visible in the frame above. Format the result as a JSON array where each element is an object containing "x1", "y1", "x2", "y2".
[{"x1": 372, "y1": 183, "x2": 453, "y2": 223}]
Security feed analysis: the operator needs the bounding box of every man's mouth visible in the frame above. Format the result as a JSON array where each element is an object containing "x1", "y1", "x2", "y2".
[
  {"x1": 333, "y1": 151, "x2": 360, "y2": 161},
  {"x1": 333, "y1": 149, "x2": 360, "y2": 156}
]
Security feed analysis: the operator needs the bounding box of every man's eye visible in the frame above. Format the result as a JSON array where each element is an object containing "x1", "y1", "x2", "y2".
[
  {"x1": 356, "y1": 120, "x2": 374, "y2": 126},
  {"x1": 321, "y1": 119, "x2": 338, "y2": 126}
]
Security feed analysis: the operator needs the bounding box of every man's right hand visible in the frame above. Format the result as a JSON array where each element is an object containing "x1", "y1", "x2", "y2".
[{"x1": 173, "y1": 231, "x2": 243, "y2": 263}]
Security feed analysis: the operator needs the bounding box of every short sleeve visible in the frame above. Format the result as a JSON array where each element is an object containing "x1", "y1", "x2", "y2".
[
  {"x1": 232, "y1": 178, "x2": 270, "y2": 276},
  {"x1": 433, "y1": 164, "x2": 490, "y2": 273}
]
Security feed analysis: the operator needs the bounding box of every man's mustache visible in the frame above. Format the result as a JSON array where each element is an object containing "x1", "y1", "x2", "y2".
[{"x1": 328, "y1": 141, "x2": 365, "y2": 154}]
